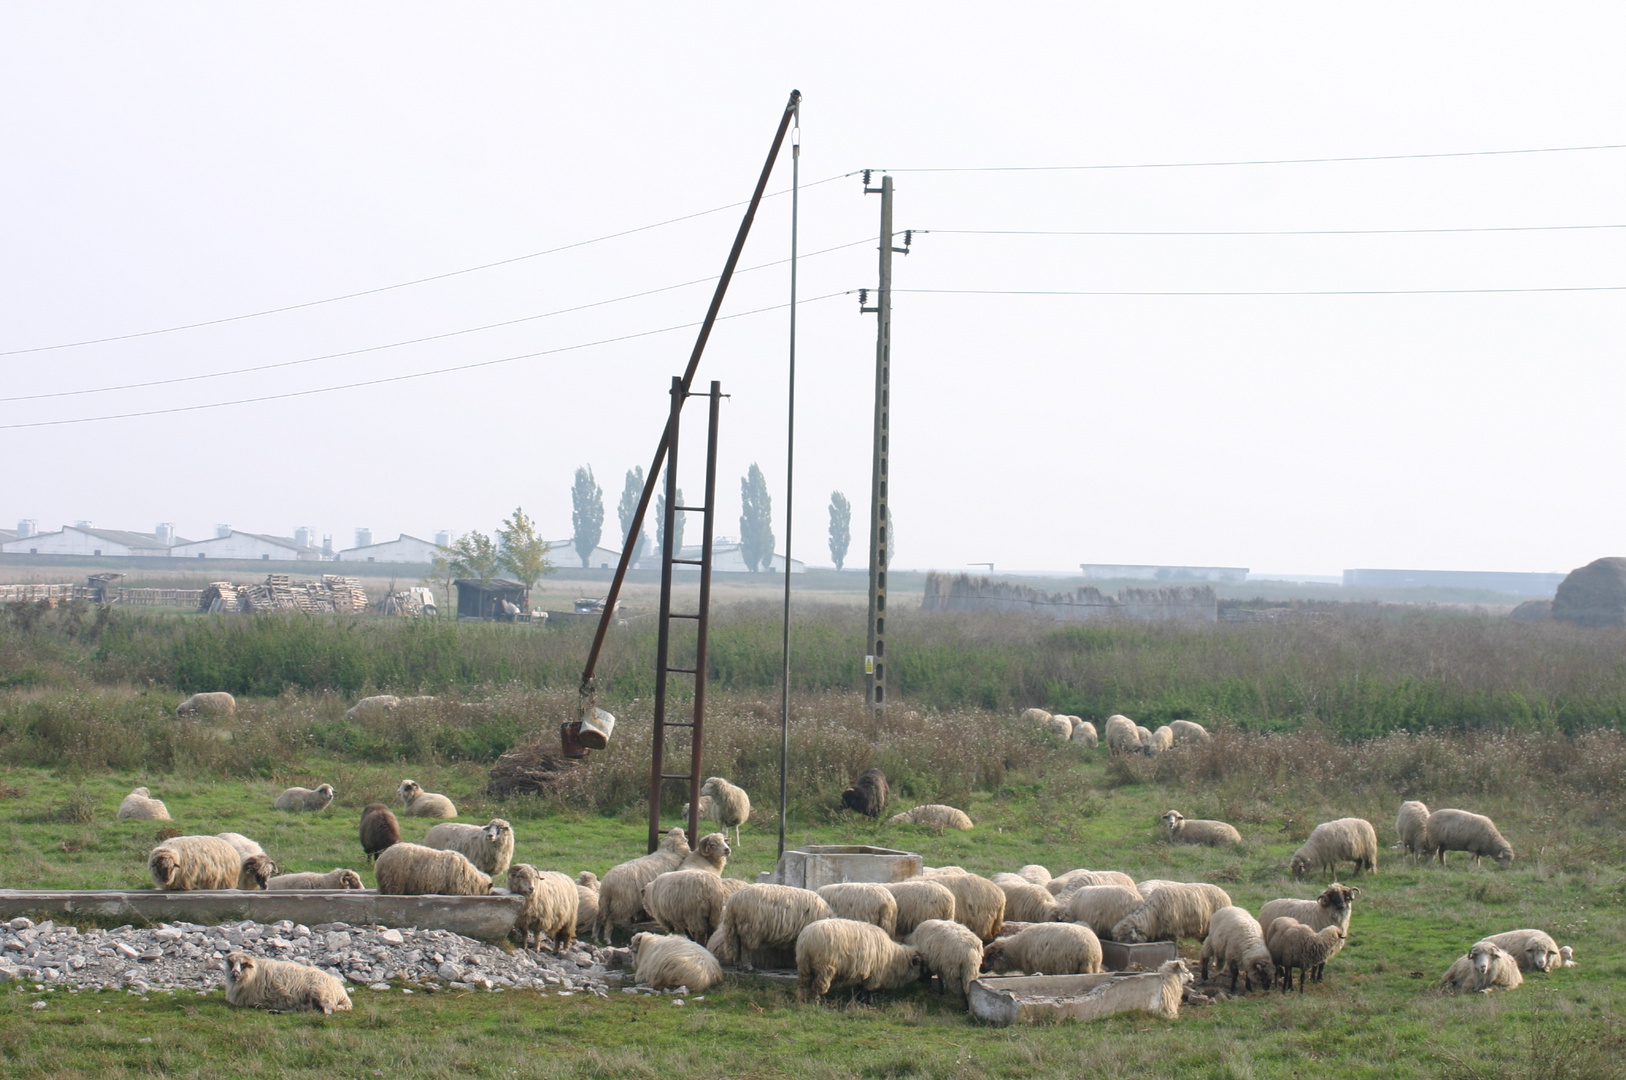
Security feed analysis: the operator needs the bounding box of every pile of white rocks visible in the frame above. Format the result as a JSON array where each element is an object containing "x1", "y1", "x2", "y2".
[{"x1": 0, "y1": 917, "x2": 614, "y2": 996}]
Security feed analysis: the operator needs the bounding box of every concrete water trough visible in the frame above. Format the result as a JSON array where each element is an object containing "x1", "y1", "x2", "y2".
[
  {"x1": 968, "y1": 967, "x2": 1189, "y2": 1026},
  {"x1": 1100, "y1": 939, "x2": 1179, "y2": 971},
  {"x1": 0, "y1": 890, "x2": 523, "y2": 943},
  {"x1": 756, "y1": 845, "x2": 923, "y2": 890}
]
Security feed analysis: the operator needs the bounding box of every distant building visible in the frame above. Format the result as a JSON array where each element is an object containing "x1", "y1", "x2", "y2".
[
  {"x1": 1342, "y1": 568, "x2": 1566, "y2": 597},
  {"x1": 677, "y1": 540, "x2": 805, "y2": 574},
  {"x1": 544, "y1": 538, "x2": 627, "y2": 571},
  {"x1": 168, "y1": 530, "x2": 326, "y2": 562},
  {"x1": 454, "y1": 578, "x2": 529, "y2": 619},
  {"x1": 0, "y1": 525, "x2": 185, "y2": 557},
  {"x1": 1079, "y1": 564, "x2": 1248, "y2": 584},
  {"x1": 336, "y1": 533, "x2": 443, "y2": 564}
]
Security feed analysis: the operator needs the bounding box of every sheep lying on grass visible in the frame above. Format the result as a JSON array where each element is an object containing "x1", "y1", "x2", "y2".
[
  {"x1": 795, "y1": 919, "x2": 923, "y2": 1003},
  {"x1": 1113, "y1": 882, "x2": 1232, "y2": 944},
  {"x1": 1291, "y1": 818, "x2": 1379, "y2": 877},
  {"x1": 595, "y1": 827, "x2": 691, "y2": 942},
  {"x1": 816, "y1": 883, "x2": 898, "y2": 937},
  {"x1": 645, "y1": 870, "x2": 746, "y2": 943},
  {"x1": 884, "y1": 879, "x2": 957, "y2": 938},
  {"x1": 1199, "y1": 906, "x2": 1275, "y2": 993},
  {"x1": 1395, "y1": 800, "x2": 1430, "y2": 859},
  {"x1": 118, "y1": 787, "x2": 170, "y2": 821},
  {"x1": 906, "y1": 919, "x2": 983, "y2": 1003},
  {"x1": 508, "y1": 864, "x2": 578, "y2": 953},
  {"x1": 1258, "y1": 883, "x2": 1358, "y2": 935},
  {"x1": 149, "y1": 836, "x2": 263, "y2": 891},
  {"x1": 982, "y1": 922, "x2": 1102, "y2": 976},
  {"x1": 345, "y1": 695, "x2": 400, "y2": 720},
  {"x1": 1424, "y1": 808, "x2": 1514, "y2": 868},
  {"x1": 887, "y1": 805, "x2": 974, "y2": 830},
  {"x1": 423, "y1": 818, "x2": 516, "y2": 876},
  {"x1": 359, "y1": 803, "x2": 400, "y2": 862},
  {"x1": 1063, "y1": 885, "x2": 1145, "y2": 940},
  {"x1": 374, "y1": 842, "x2": 492, "y2": 896},
  {"x1": 397, "y1": 779, "x2": 457, "y2": 819},
  {"x1": 1442, "y1": 940, "x2": 1523, "y2": 994},
  {"x1": 274, "y1": 784, "x2": 335, "y2": 812},
  {"x1": 266, "y1": 868, "x2": 363, "y2": 890},
  {"x1": 709, "y1": 884, "x2": 833, "y2": 966},
  {"x1": 632, "y1": 932, "x2": 722, "y2": 992},
  {"x1": 1482, "y1": 929, "x2": 1567, "y2": 973},
  {"x1": 225, "y1": 952, "x2": 351, "y2": 1014},
  {"x1": 176, "y1": 692, "x2": 234, "y2": 718},
  {"x1": 1265, "y1": 917, "x2": 1346, "y2": 992},
  {"x1": 1162, "y1": 810, "x2": 1242, "y2": 847}
]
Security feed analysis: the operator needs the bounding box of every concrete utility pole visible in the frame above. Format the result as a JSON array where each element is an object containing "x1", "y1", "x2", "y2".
[{"x1": 861, "y1": 173, "x2": 908, "y2": 712}]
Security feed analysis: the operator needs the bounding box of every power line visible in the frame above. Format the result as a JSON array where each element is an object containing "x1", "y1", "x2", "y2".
[
  {"x1": 923, "y1": 224, "x2": 1626, "y2": 237},
  {"x1": 0, "y1": 173, "x2": 854, "y2": 358},
  {"x1": 896, "y1": 286, "x2": 1626, "y2": 296},
  {"x1": 876, "y1": 142, "x2": 1626, "y2": 173},
  {"x1": 0, "y1": 238, "x2": 870, "y2": 403},
  {"x1": 0, "y1": 292, "x2": 849, "y2": 431}
]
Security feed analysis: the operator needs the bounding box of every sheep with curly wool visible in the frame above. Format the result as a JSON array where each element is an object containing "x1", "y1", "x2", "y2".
[
  {"x1": 697, "y1": 777, "x2": 751, "y2": 845},
  {"x1": 1258, "y1": 883, "x2": 1359, "y2": 935},
  {"x1": 397, "y1": 779, "x2": 457, "y2": 818},
  {"x1": 575, "y1": 871, "x2": 600, "y2": 931},
  {"x1": 632, "y1": 931, "x2": 722, "y2": 992},
  {"x1": 1071, "y1": 719, "x2": 1099, "y2": 748},
  {"x1": 983, "y1": 922, "x2": 1103, "y2": 976},
  {"x1": 643, "y1": 870, "x2": 743, "y2": 943},
  {"x1": 266, "y1": 868, "x2": 363, "y2": 890},
  {"x1": 905, "y1": 919, "x2": 984, "y2": 1003},
  {"x1": 1482, "y1": 929, "x2": 1566, "y2": 973},
  {"x1": 708, "y1": 883, "x2": 833, "y2": 966},
  {"x1": 1018, "y1": 864, "x2": 1052, "y2": 885},
  {"x1": 1395, "y1": 800, "x2": 1430, "y2": 859},
  {"x1": 1163, "y1": 810, "x2": 1242, "y2": 847},
  {"x1": 1291, "y1": 818, "x2": 1379, "y2": 878},
  {"x1": 1442, "y1": 940, "x2": 1523, "y2": 994},
  {"x1": 1020, "y1": 707, "x2": 1052, "y2": 726},
  {"x1": 677, "y1": 832, "x2": 731, "y2": 875},
  {"x1": 507, "y1": 864, "x2": 579, "y2": 953},
  {"x1": 1265, "y1": 917, "x2": 1346, "y2": 992},
  {"x1": 1200, "y1": 906, "x2": 1276, "y2": 993},
  {"x1": 1113, "y1": 882, "x2": 1232, "y2": 944},
  {"x1": 816, "y1": 882, "x2": 899, "y2": 937},
  {"x1": 345, "y1": 694, "x2": 400, "y2": 720},
  {"x1": 795, "y1": 918, "x2": 924, "y2": 1003},
  {"x1": 595, "y1": 827, "x2": 691, "y2": 941},
  {"x1": 274, "y1": 784, "x2": 335, "y2": 812},
  {"x1": 148, "y1": 835, "x2": 250, "y2": 891},
  {"x1": 935, "y1": 872, "x2": 1006, "y2": 943},
  {"x1": 1169, "y1": 719, "x2": 1210, "y2": 745},
  {"x1": 1047, "y1": 869, "x2": 1138, "y2": 896},
  {"x1": 841, "y1": 768, "x2": 889, "y2": 818},
  {"x1": 225, "y1": 951, "x2": 351, "y2": 1014},
  {"x1": 217, "y1": 832, "x2": 266, "y2": 860},
  {"x1": 1141, "y1": 725, "x2": 1175, "y2": 756},
  {"x1": 423, "y1": 818, "x2": 516, "y2": 876},
  {"x1": 1104, "y1": 715, "x2": 1141, "y2": 756},
  {"x1": 1043, "y1": 714, "x2": 1074, "y2": 739},
  {"x1": 883, "y1": 879, "x2": 958, "y2": 938},
  {"x1": 1424, "y1": 808, "x2": 1515, "y2": 868},
  {"x1": 1063, "y1": 885, "x2": 1145, "y2": 940},
  {"x1": 175, "y1": 692, "x2": 235, "y2": 718},
  {"x1": 118, "y1": 787, "x2": 170, "y2": 821},
  {"x1": 374, "y1": 842, "x2": 492, "y2": 896},
  {"x1": 997, "y1": 881, "x2": 1062, "y2": 923},
  {"x1": 887, "y1": 804, "x2": 974, "y2": 830}
]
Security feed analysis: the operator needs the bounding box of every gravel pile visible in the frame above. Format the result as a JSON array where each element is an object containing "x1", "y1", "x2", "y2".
[{"x1": 0, "y1": 916, "x2": 615, "y2": 996}]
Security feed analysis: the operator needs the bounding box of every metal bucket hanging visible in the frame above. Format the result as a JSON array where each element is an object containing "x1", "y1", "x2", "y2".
[{"x1": 578, "y1": 706, "x2": 616, "y2": 750}]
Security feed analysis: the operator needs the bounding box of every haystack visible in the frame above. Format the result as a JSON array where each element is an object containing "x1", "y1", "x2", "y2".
[
  {"x1": 1551, "y1": 558, "x2": 1626, "y2": 627},
  {"x1": 1507, "y1": 599, "x2": 1552, "y2": 625},
  {"x1": 487, "y1": 736, "x2": 581, "y2": 797}
]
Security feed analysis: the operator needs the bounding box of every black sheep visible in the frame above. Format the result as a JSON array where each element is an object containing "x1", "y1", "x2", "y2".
[
  {"x1": 359, "y1": 803, "x2": 401, "y2": 862},
  {"x1": 841, "y1": 768, "x2": 889, "y2": 818}
]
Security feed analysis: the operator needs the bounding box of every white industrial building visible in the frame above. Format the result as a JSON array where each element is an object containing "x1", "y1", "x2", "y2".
[
  {"x1": 545, "y1": 538, "x2": 628, "y2": 570},
  {"x1": 0, "y1": 524, "x2": 184, "y2": 557},
  {"x1": 168, "y1": 529, "x2": 326, "y2": 561},
  {"x1": 677, "y1": 540, "x2": 805, "y2": 574},
  {"x1": 337, "y1": 533, "x2": 444, "y2": 563}
]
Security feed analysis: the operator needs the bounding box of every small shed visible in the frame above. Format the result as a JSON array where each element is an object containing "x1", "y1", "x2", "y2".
[{"x1": 454, "y1": 578, "x2": 529, "y2": 620}]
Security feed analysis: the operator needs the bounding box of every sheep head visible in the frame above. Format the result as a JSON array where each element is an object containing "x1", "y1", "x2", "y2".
[
  {"x1": 1289, "y1": 854, "x2": 1312, "y2": 878},
  {"x1": 133, "y1": 787, "x2": 150, "y2": 798},
  {"x1": 1469, "y1": 942, "x2": 1502, "y2": 976},
  {"x1": 226, "y1": 952, "x2": 257, "y2": 986},
  {"x1": 398, "y1": 780, "x2": 422, "y2": 805},
  {"x1": 151, "y1": 849, "x2": 180, "y2": 889},
  {"x1": 507, "y1": 864, "x2": 539, "y2": 895},
  {"x1": 316, "y1": 784, "x2": 335, "y2": 800},
  {"x1": 334, "y1": 869, "x2": 364, "y2": 889},
  {"x1": 576, "y1": 871, "x2": 599, "y2": 889},
  {"x1": 700, "y1": 778, "x2": 723, "y2": 797},
  {"x1": 485, "y1": 819, "x2": 514, "y2": 844},
  {"x1": 1248, "y1": 958, "x2": 1276, "y2": 991},
  {"x1": 697, "y1": 833, "x2": 730, "y2": 861},
  {"x1": 659, "y1": 827, "x2": 690, "y2": 855},
  {"x1": 1492, "y1": 844, "x2": 1515, "y2": 868},
  {"x1": 1319, "y1": 883, "x2": 1357, "y2": 912},
  {"x1": 241, "y1": 855, "x2": 276, "y2": 889}
]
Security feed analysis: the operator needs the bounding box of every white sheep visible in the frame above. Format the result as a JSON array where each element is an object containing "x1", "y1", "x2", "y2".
[
  {"x1": 1043, "y1": 714, "x2": 1074, "y2": 739},
  {"x1": 643, "y1": 870, "x2": 744, "y2": 943},
  {"x1": 1200, "y1": 906, "x2": 1276, "y2": 993},
  {"x1": 507, "y1": 864, "x2": 579, "y2": 953},
  {"x1": 1063, "y1": 885, "x2": 1145, "y2": 939},
  {"x1": 708, "y1": 883, "x2": 833, "y2": 966},
  {"x1": 1047, "y1": 869, "x2": 1138, "y2": 896},
  {"x1": 1020, "y1": 708, "x2": 1053, "y2": 726},
  {"x1": 266, "y1": 868, "x2": 364, "y2": 890},
  {"x1": 118, "y1": 787, "x2": 170, "y2": 821},
  {"x1": 423, "y1": 818, "x2": 516, "y2": 876},
  {"x1": 1258, "y1": 883, "x2": 1359, "y2": 935},
  {"x1": 996, "y1": 881, "x2": 1061, "y2": 923},
  {"x1": 1481, "y1": 929, "x2": 1565, "y2": 973},
  {"x1": 1135, "y1": 878, "x2": 1180, "y2": 899},
  {"x1": 1162, "y1": 810, "x2": 1242, "y2": 847},
  {"x1": 1018, "y1": 864, "x2": 1052, "y2": 885},
  {"x1": 1441, "y1": 940, "x2": 1523, "y2": 994},
  {"x1": 631, "y1": 931, "x2": 723, "y2": 992},
  {"x1": 274, "y1": 784, "x2": 335, "y2": 812},
  {"x1": 883, "y1": 879, "x2": 958, "y2": 938},
  {"x1": 1141, "y1": 725, "x2": 1175, "y2": 756},
  {"x1": 148, "y1": 835, "x2": 255, "y2": 891},
  {"x1": 397, "y1": 779, "x2": 458, "y2": 818},
  {"x1": 816, "y1": 883, "x2": 899, "y2": 937},
  {"x1": 1070, "y1": 719, "x2": 1099, "y2": 748},
  {"x1": 216, "y1": 832, "x2": 266, "y2": 860},
  {"x1": 345, "y1": 694, "x2": 400, "y2": 720},
  {"x1": 1423, "y1": 808, "x2": 1514, "y2": 868},
  {"x1": 1395, "y1": 800, "x2": 1430, "y2": 859},
  {"x1": 1113, "y1": 882, "x2": 1233, "y2": 944},
  {"x1": 224, "y1": 951, "x2": 351, "y2": 1014},
  {"x1": 1291, "y1": 818, "x2": 1379, "y2": 878},
  {"x1": 677, "y1": 832, "x2": 731, "y2": 875},
  {"x1": 1169, "y1": 719, "x2": 1210, "y2": 745},
  {"x1": 983, "y1": 922, "x2": 1103, "y2": 976},
  {"x1": 887, "y1": 805, "x2": 975, "y2": 830},
  {"x1": 938, "y1": 872, "x2": 1007, "y2": 943},
  {"x1": 1135, "y1": 725, "x2": 1154, "y2": 750},
  {"x1": 1104, "y1": 715, "x2": 1141, "y2": 757},
  {"x1": 575, "y1": 871, "x2": 600, "y2": 933},
  {"x1": 795, "y1": 918, "x2": 923, "y2": 1002},
  {"x1": 1265, "y1": 917, "x2": 1346, "y2": 992},
  {"x1": 374, "y1": 842, "x2": 492, "y2": 896},
  {"x1": 697, "y1": 777, "x2": 751, "y2": 845},
  {"x1": 176, "y1": 692, "x2": 235, "y2": 718},
  {"x1": 595, "y1": 828, "x2": 692, "y2": 942},
  {"x1": 905, "y1": 918, "x2": 984, "y2": 1003}
]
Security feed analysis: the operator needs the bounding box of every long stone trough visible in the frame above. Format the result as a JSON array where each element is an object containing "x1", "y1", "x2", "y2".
[{"x1": 0, "y1": 890, "x2": 523, "y2": 943}]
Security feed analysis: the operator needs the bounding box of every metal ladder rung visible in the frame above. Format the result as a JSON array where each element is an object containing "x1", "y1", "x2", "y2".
[
  {"x1": 662, "y1": 720, "x2": 694, "y2": 729},
  {"x1": 670, "y1": 558, "x2": 703, "y2": 566},
  {"x1": 660, "y1": 773, "x2": 697, "y2": 781},
  {"x1": 667, "y1": 613, "x2": 700, "y2": 620},
  {"x1": 665, "y1": 666, "x2": 697, "y2": 675},
  {"x1": 672, "y1": 505, "x2": 706, "y2": 513}
]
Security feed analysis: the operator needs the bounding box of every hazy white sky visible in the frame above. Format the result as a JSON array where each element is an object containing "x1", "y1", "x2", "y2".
[{"x1": 2, "y1": 4, "x2": 1622, "y2": 575}]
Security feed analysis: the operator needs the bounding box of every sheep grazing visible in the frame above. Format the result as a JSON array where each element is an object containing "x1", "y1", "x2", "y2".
[
  {"x1": 423, "y1": 818, "x2": 516, "y2": 876},
  {"x1": 148, "y1": 836, "x2": 243, "y2": 891},
  {"x1": 266, "y1": 868, "x2": 364, "y2": 890},
  {"x1": 1020, "y1": 708, "x2": 1052, "y2": 726},
  {"x1": 631, "y1": 931, "x2": 723, "y2": 992},
  {"x1": 644, "y1": 869, "x2": 739, "y2": 943},
  {"x1": 345, "y1": 694, "x2": 400, "y2": 720},
  {"x1": 1162, "y1": 810, "x2": 1242, "y2": 847},
  {"x1": 1199, "y1": 906, "x2": 1276, "y2": 993},
  {"x1": 997, "y1": 881, "x2": 1061, "y2": 923},
  {"x1": 887, "y1": 804, "x2": 975, "y2": 831},
  {"x1": 709, "y1": 884, "x2": 833, "y2": 966},
  {"x1": 1047, "y1": 869, "x2": 1138, "y2": 896},
  {"x1": 359, "y1": 803, "x2": 401, "y2": 862},
  {"x1": 1135, "y1": 878, "x2": 1180, "y2": 899},
  {"x1": 883, "y1": 879, "x2": 958, "y2": 938},
  {"x1": 1442, "y1": 940, "x2": 1523, "y2": 994},
  {"x1": 508, "y1": 864, "x2": 579, "y2": 953},
  {"x1": 1423, "y1": 808, "x2": 1515, "y2": 868},
  {"x1": 677, "y1": 832, "x2": 731, "y2": 875},
  {"x1": 1113, "y1": 882, "x2": 1233, "y2": 944},
  {"x1": 224, "y1": 951, "x2": 351, "y2": 1015},
  {"x1": 1071, "y1": 719, "x2": 1099, "y2": 748},
  {"x1": 697, "y1": 776, "x2": 751, "y2": 845},
  {"x1": 1265, "y1": 917, "x2": 1346, "y2": 992},
  {"x1": 983, "y1": 922, "x2": 1103, "y2": 976},
  {"x1": 1141, "y1": 725, "x2": 1175, "y2": 756},
  {"x1": 905, "y1": 919, "x2": 984, "y2": 1003},
  {"x1": 1018, "y1": 864, "x2": 1052, "y2": 886},
  {"x1": 795, "y1": 918, "x2": 923, "y2": 1003},
  {"x1": 1482, "y1": 929, "x2": 1565, "y2": 973},
  {"x1": 1291, "y1": 818, "x2": 1379, "y2": 878},
  {"x1": 595, "y1": 827, "x2": 691, "y2": 942},
  {"x1": 1135, "y1": 725, "x2": 1154, "y2": 750},
  {"x1": 274, "y1": 784, "x2": 335, "y2": 812},
  {"x1": 175, "y1": 692, "x2": 235, "y2": 718},
  {"x1": 118, "y1": 787, "x2": 170, "y2": 821},
  {"x1": 1395, "y1": 800, "x2": 1430, "y2": 859},
  {"x1": 1043, "y1": 714, "x2": 1074, "y2": 740},
  {"x1": 937, "y1": 872, "x2": 1007, "y2": 943},
  {"x1": 397, "y1": 779, "x2": 458, "y2": 819},
  {"x1": 575, "y1": 871, "x2": 601, "y2": 932},
  {"x1": 816, "y1": 883, "x2": 899, "y2": 937},
  {"x1": 1104, "y1": 715, "x2": 1141, "y2": 757},
  {"x1": 216, "y1": 832, "x2": 266, "y2": 860},
  {"x1": 1259, "y1": 883, "x2": 1359, "y2": 935},
  {"x1": 841, "y1": 768, "x2": 889, "y2": 818},
  {"x1": 1169, "y1": 719, "x2": 1210, "y2": 745},
  {"x1": 374, "y1": 842, "x2": 492, "y2": 896},
  {"x1": 1063, "y1": 885, "x2": 1145, "y2": 940}
]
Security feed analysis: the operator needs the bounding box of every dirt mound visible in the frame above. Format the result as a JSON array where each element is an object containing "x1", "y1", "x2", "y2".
[
  {"x1": 1508, "y1": 599, "x2": 1552, "y2": 624},
  {"x1": 1551, "y1": 558, "x2": 1626, "y2": 627},
  {"x1": 487, "y1": 735, "x2": 581, "y2": 797}
]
